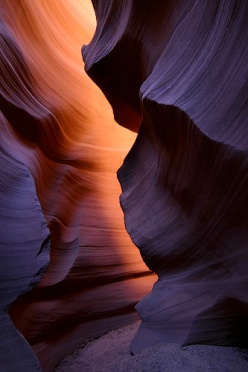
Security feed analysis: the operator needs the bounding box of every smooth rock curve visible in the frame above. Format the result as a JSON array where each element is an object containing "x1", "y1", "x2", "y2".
[{"x1": 83, "y1": 0, "x2": 248, "y2": 353}]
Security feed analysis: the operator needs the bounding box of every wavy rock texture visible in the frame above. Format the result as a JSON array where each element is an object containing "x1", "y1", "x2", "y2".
[
  {"x1": 1, "y1": 1, "x2": 155, "y2": 370},
  {"x1": 0, "y1": 145, "x2": 50, "y2": 371},
  {"x1": 83, "y1": 0, "x2": 248, "y2": 354}
]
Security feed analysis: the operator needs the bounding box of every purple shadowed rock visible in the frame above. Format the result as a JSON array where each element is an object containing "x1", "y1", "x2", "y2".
[
  {"x1": 0, "y1": 147, "x2": 50, "y2": 371},
  {"x1": 83, "y1": 0, "x2": 248, "y2": 353}
]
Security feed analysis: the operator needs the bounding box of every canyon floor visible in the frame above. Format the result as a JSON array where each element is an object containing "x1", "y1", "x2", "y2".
[{"x1": 54, "y1": 321, "x2": 248, "y2": 372}]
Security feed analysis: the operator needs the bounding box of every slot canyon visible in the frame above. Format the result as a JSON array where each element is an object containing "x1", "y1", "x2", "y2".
[{"x1": 1, "y1": 0, "x2": 248, "y2": 371}]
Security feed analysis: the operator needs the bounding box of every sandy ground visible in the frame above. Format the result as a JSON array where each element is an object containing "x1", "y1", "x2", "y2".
[{"x1": 54, "y1": 321, "x2": 248, "y2": 372}]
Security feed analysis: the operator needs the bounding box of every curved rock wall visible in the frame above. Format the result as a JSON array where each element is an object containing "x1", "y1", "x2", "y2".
[
  {"x1": 0, "y1": 141, "x2": 50, "y2": 371},
  {"x1": 1, "y1": 1, "x2": 155, "y2": 370},
  {"x1": 83, "y1": 0, "x2": 248, "y2": 353}
]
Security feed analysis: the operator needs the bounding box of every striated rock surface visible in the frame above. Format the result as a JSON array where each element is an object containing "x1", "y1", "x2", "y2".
[
  {"x1": 83, "y1": 0, "x2": 248, "y2": 353},
  {"x1": 1, "y1": 0, "x2": 155, "y2": 370},
  {"x1": 0, "y1": 144, "x2": 50, "y2": 371}
]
